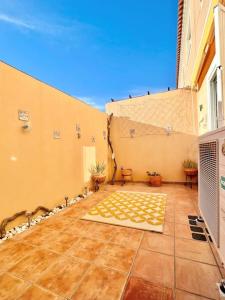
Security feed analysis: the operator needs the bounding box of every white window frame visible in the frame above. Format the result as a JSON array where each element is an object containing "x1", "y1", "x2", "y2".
[
  {"x1": 207, "y1": 57, "x2": 218, "y2": 131},
  {"x1": 186, "y1": 15, "x2": 192, "y2": 64}
]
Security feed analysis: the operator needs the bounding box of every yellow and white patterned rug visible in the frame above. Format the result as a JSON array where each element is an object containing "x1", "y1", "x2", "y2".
[{"x1": 82, "y1": 191, "x2": 167, "y2": 232}]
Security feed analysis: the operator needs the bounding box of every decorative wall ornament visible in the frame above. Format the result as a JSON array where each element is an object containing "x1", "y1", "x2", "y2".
[
  {"x1": 107, "y1": 113, "x2": 117, "y2": 184},
  {"x1": 53, "y1": 130, "x2": 61, "y2": 139},
  {"x1": 18, "y1": 110, "x2": 29, "y2": 121},
  {"x1": 0, "y1": 206, "x2": 50, "y2": 238},
  {"x1": 76, "y1": 124, "x2": 81, "y2": 139},
  {"x1": 91, "y1": 136, "x2": 96, "y2": 143}
]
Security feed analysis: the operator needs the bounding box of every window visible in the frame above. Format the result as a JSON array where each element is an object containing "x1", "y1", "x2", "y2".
[
  {"x1": 186, "y1": 17, "x2": 192, "y2": 62},
  {"x1": 209, "y1": 72, "x2": 218, "y2": 130},
  {"x1": 207, "y1": 58, "x2": 223, "y2": 131}
]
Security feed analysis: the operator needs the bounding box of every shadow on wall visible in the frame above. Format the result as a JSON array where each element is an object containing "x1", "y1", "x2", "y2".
[
  {"x1": 109, "y1": 116, "x2": 198, "y2": 182},
  {"x1": 106, "y1": 89, "x2": 198, "y2": 183}
]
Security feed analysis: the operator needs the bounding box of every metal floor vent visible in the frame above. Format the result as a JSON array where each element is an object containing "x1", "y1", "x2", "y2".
[{"x1": 199, "y1": 141, "x2": 219, "y2": 246}]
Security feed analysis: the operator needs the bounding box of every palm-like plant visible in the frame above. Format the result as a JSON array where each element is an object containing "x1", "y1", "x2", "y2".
[
  {"x1": 183, "y1": 160, "x2": 197, "y2": 169},
  {"x1": 89, "y1": 162, "x2": 106, "y2": 176}
]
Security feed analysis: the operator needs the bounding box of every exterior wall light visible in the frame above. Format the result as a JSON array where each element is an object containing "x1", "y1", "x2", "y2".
[
  {"x1": 129, "y1": 129, "x2": 135, "y2": 138},
  {"x1": 76, "y1": 124, "x2": 81, "y2": 139},
  {"x1": 53, "y1": 130, "x2": 61, "y2": 139},
  {"x1": 92, "y1": 136, "x2": 95, "y2": 143}
]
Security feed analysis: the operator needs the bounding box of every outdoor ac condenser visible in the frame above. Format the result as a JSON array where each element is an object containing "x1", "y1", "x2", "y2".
[{"x1": 199, "y1": 128, "x2": 225, "y2": 265}]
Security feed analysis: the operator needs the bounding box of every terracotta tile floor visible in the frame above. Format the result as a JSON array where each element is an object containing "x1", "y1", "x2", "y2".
[{"x1": 0, "y1": 183, "x2": 223, "y2": 299}]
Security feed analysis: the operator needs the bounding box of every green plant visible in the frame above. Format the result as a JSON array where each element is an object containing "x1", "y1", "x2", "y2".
[
  {"x1": 146, "y1": 171, "x2": 160, "y2": 176},
  {"x1": 183, "y1": 160, "x2": 197, "y2": 169},
  {"x1": 89, "y1": 162, "x2": 106, "y2": 176}
]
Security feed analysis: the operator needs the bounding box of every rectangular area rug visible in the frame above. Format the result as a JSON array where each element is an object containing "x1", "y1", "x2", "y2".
[{"x1": 82, "y1": 191, "x2": 167, "y2": 233}]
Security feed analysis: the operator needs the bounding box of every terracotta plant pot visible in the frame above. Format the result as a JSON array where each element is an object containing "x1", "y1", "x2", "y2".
[
  {"x1": 149, "y1": 175, "x2": 162, "y2": 187},
  {"x1": 184, "y1": 168, "x2": 198, "y2": 176},
  {"x1": 92, "y1": 175, "x2": 106, "y2": 184},
  {"x1": 92, "y1": 174, "x2": 106, "y2": 192}
]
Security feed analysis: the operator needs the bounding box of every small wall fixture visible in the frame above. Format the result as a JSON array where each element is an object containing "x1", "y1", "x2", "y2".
[
  {"x1": 76, "y1": 124, "x2": 81, "y2": 139},
  {"x1": 18, "y1": 110, "x2": 29, "y2": 121},
  {"x1": 91, "y1": 136, "x2": 96, "y2": 143},
  {"x1": 53, "y1": 130, "x2": 61, "y2": 139},
  {"x1": 22, "y1": 121, "x2": 32, "y2": 132},
  {"x1": 129, "y1": 129, "x2": 135, "y2": 138},
  {"x1": 103, "y1": 130, "x2": 107, "y2": 140},
  {"x1": 165, "y1": 125, "x2": 173, "y2": 136}
]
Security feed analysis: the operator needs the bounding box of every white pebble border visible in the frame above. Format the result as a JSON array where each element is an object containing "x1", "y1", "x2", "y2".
[{"x1": 0, "y1": 191, "x2": 93, "y2": 244}]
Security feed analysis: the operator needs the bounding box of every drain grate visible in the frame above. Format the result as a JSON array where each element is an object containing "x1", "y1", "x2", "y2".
[
  {"x1": 192, "y1": 233, "x2": 207, "y2": 241},
  {"x1": 188, "y1": 215, "x2": 198, "y2": 220},
  {"x1": 189, "y1": 220, "x2": 197, "y2": 225},
  {"x1": 190, "y1": 226, "x2": 204, "y2": 233}
]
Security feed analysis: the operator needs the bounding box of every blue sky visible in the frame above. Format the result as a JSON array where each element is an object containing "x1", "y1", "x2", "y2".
[{"x1": 0, "y1": 0, "x2": 178, "y2": 111}]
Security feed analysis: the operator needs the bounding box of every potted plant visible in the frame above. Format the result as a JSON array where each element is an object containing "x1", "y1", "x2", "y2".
[
  {"x1": 147, "y1": 171, "x2": 162, "y2": 187},
  {"x1": 183, "y1": 160, "x2": 198, "y2": 176},
  {"x1": 89, "y1": 162, "x2": 106, "y2": 191}
]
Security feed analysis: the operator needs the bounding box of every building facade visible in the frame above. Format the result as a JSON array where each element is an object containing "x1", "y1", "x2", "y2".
[
  {"x1": 177, "y1": 0, "x2": 225, "y2": 265},
  {"x1": 177, "y1": 0, "x2": 225, "y2": 135}
]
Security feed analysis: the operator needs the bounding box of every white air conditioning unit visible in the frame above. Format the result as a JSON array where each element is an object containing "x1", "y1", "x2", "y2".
[{"x1": 199, "y1": 128, "x2": 225, "y2": 265}]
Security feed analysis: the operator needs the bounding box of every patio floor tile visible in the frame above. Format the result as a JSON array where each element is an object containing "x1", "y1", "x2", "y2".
[
  {"x1": 175, "y1": 223, "x2": 193, "y2": 239},
  {"x1": 68, "y1": 237, "x2": 106, "y2": 261},
  {"x1": 163, "y1": 222, "x2": 175, "y2": 236},
  {"x1": 0, "y1": 241, "x2": 35, "y2": 272},
  {"x1": 17, "y1": 285, "x2": 59, "y2": 300},
  {"x1": 45, "y1": 232, "x2": 80, "y2": 254},
  {"x1": 0, "y1": 272, "x2": 30, "y2": 300},
  {"x1": 175, "y1": 214, "x2": 191, "y2": 225},
  {"x1": 175, "y1": 289, "x2": 211, "y2": 299},
  {"x1": 61, "y1": 207, "x2": 87, "y2": 218},
  {"x1": 123, "y1": 276, "x2": 173, "y2": 300},
  {"x1": 37, "y1": 256, "x2": 90, "y2": 298},
  {"x1": 86, "y1": 222, "x2": 118, "y2": 241},
  {"x1": 175, "y1": 238, "x2": 216, "y2": 265},
  {"x1": 110, "y1": 227, "x2": 143, "y2": 249},
  {"x1": 9, "y1": 248, "x2": 59, "y2": 282},
  {"x1": 71, "y1": 265, "x2": 127, "y2": 300},
  {"x1": 132, "y1": 249, "x2": 174, "y2": 288},
  {"x1": 65, "y1": 219, "x2": 94, "y2": 236},
  {"x1": 165, "y1": 214, "x2": 174, "y2": 223},
  {"x1": 95, "y1": 243, "x2": 136, "y2": 273},
  {"x1": 21, "y1": 226, "x2": 57, "y2": 246},
  {"x1": 176, "y1": 257, "x2": 221, "y2": 299},
  {"x1": 141, "y1": 232, "x2": 174, "y2": 256}
]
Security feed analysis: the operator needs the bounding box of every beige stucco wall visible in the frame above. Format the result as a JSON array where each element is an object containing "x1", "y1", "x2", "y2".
[
  {"x1": 197, "y1": 75, "x2": 209, "y2": 135},
  {"x1": 106, "y1": 89, "x2": 198, "y2": 183},
  {"x1": 0, "y1": 62, "x2": 108, "y2": 222}
]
